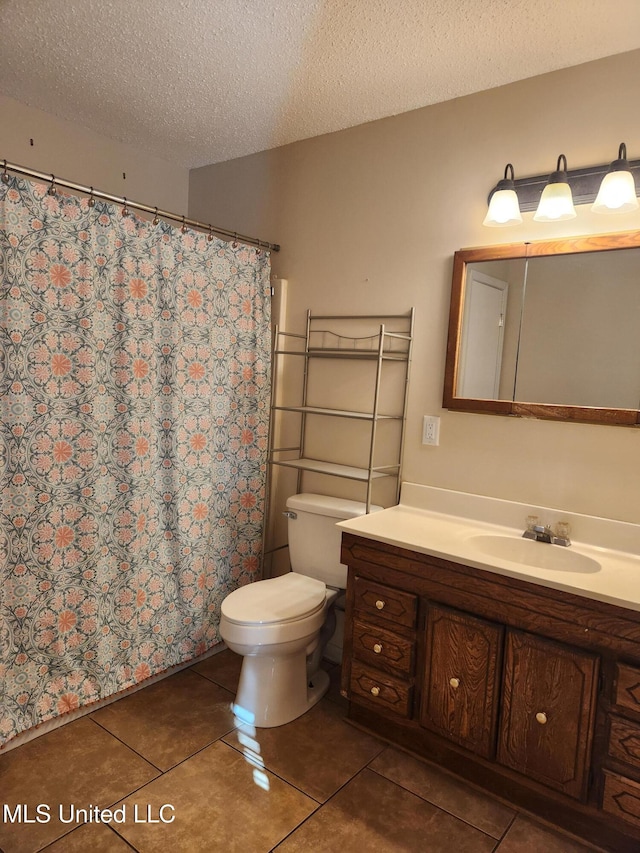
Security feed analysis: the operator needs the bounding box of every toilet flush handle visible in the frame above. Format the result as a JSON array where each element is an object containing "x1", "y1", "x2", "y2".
[{"x1": 282, "y1": 511, "x2": 297, "y2": 519}]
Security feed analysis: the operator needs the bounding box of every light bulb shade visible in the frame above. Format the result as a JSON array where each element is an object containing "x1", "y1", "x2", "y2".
[
  {"x1": 533, "y1": 181, "x2": 576, "y2": 221},
  {"x1": 483, "y1": 163, "x2": 522, "y2": 226},
  {"x1": 483, "y1": 188, "x2": 522, "y2": 226},
  {"x1": 592, "y1": 169, "x2": 639, "y2": 213}
]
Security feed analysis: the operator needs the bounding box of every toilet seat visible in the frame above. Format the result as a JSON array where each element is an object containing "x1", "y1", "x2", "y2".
[{"x1": 221, "y1": 573, "x2": 326, "y2": 626}]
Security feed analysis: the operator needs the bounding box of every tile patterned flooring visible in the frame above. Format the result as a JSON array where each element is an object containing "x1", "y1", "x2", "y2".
[{"x1": 0, "y1": 650, "x2": 602, "y2": 853}]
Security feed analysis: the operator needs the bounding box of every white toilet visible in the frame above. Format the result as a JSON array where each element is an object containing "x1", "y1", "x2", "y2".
[{"x1": 220, "y1": 493, "x2": 378, "y2": 727}]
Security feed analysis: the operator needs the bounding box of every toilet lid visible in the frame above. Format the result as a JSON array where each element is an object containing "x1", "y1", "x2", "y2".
[{"x1": 221, "y1": 573, "x2": 326, "y2": 625}]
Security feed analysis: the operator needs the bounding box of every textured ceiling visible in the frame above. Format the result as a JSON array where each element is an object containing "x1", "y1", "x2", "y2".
[{"x1": 1, "y1": 0, "x2": 640, "y2": 168}]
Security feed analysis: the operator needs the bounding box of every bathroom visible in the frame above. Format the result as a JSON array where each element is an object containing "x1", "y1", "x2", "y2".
[{"x1": 2, "y1": 2, "x2": 640, "y2": 851}]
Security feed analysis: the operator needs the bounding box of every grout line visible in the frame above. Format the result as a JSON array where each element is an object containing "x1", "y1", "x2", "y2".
[
  {"x1": 267, "y1": 766, "x2": 378, "y2": 852},
  {"x1": 106, "y1": 824, "x2": 141, "y2": 852},
  {"x1": 497, "y1": 811, "x2": 518, "y2": 845},
  {"x1": 363, "y1": 761, "x2": 499, "y2": 846},
  {"x1": 219, "y1": 735, "x2": 324, "y2": 805},
  {"x1": 188, "y1": 664, "x2": 239, "y2": 693},
  {"x1": 88, "y1": 696, "x2": 241, "y2": 775},
  {"x1": 105, "y1": 824, "x2": 141, "y2": 852},
  {"x1": 365, "y1": 758, "x2": 510, "y2": 843},
  {"x1": 87, "y1": 716, "x2": 164, "y2": 774},
  {"x1": 37, "y1": 823, "x2": 141, "y2": 853}
]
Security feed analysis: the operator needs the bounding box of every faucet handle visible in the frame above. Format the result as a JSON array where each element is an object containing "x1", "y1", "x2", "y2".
[
  {"x1": 552, "y1": 520, "x2": 571, "y2": 546},
  {"x1": 525, "y1": 514, "x2": 539, "y2": 532}
]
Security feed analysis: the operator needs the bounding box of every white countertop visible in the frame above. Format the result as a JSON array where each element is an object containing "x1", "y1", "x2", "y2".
[{"x1": 337, "y1": 484, "x2": 640, "y2": 613}]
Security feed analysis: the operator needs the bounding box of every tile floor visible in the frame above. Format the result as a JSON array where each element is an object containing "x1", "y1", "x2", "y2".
[{"x1": 0, "y1": 649, "x2": 602, "y2": 853}]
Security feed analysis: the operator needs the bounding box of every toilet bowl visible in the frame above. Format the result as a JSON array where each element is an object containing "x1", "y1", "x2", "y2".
[
  {"x1": 221, "y1": 573, "x2": 338, "y2": 727},
  {"x1": 219, "y1": 493, "x2": 380, "y2": 728}
]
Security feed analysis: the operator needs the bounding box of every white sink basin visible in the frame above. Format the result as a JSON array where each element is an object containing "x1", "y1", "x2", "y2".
[{"x1": 467, "y1": 534, "x2": 601, "y2": 574}]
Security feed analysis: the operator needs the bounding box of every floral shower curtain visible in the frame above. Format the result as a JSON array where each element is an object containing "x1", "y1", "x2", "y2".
[{"x1": 0, "y1": 175, "x2": 271, "y2": 748}]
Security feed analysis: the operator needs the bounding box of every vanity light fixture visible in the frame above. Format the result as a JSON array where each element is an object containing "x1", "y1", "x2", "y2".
[
  {"x1": 533, "y1": 155, "x2": 576, "y2": 221},
  {"x1": 483, "y1": 164, "x2": 523, "y2": 226},
  {"x1": 483, "y1": 143, "x2": 640, "y2": 226},
  {"x1": 591, "y1": 143, "x2": 639, "y2": 214}
]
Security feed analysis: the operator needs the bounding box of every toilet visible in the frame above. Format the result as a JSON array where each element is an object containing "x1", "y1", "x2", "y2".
[{"x1": 220, "y1": 493, "x2": 379, "y2": 727}]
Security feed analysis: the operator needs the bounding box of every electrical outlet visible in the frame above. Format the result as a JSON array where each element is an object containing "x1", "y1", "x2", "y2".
[{"x1": 422, "y1": 415, "x2": 440, "y2": 446}]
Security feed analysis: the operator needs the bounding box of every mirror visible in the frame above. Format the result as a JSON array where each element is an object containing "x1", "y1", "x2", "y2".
[{"x1": 443, "y1": 230, "x2": 640, "y2": 426}]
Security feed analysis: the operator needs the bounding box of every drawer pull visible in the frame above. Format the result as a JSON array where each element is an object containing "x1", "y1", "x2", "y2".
[
  {"x1": 535, "y1": 711, "x2": 548, "y2": 725},
  {"x1": 449, "y1": 677, "x2": 460, "y2": 689},
  {"x1": 370, "y1": 686, "x2": 381, "y2": 697},
  {"x1": 375, "y1": 599, "x2": 385, "y2": 610},
  {"x1": 373, "y1": 643, "x2": 383, "y2": 654}
]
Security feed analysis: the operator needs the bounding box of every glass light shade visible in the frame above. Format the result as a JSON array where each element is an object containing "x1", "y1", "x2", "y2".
[
  {"x1": 533, "y1": 182, "x2": 576, "y2": 221},
  {"x1": 483, "y1": 189, "x2": 522, "y2": 226},
  {"x1": 592, "y1": 169, "x2": 639, "y2": 213}
]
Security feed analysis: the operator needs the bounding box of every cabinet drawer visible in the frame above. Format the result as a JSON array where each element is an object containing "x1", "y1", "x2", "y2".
[
  {"x1": 421, "y1": 603, "x2": 503, "y2": 759},
  {"x1": 615, "y1": 663, "x2": 640, "y2": 715},
  {"x1": 609, "y1": 715, "x2": 640, "y2": 769},
  {"x1": 350, "y1": 660, "x2": 413, "y2": 718},
  {"x1": 353, "y1": 577, "x2": 417, "y2": 629},
  {"x1": 602, "y1": 769, "x2": 640, "y2": 829},
  {"x1": 352, "y1": 618, "x2": 415, "y2": 677}
]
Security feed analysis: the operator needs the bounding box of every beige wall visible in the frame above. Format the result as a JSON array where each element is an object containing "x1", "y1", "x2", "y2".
[
  {"x1": 191, "y1": 48, "x2": 640, "y2": 526},
  {"x1": 0, "y1": 93, "x2": 188, "y2": 211}
]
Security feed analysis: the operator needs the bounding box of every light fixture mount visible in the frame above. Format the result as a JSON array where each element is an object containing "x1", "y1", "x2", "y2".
[
  {"x1": 494, "y1": 163, "x2": 516, "y2": 192},
  {"x1": 548, "y1": 154, "x2": 569, "y2": 185}
]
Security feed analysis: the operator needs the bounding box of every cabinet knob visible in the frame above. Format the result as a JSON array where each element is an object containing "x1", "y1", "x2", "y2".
[
  {"x1": 370, "y1": 686, "x2": 381, "y2": 697},
  {"x1": 449, "y1": 677, "x2": 460, "y2": 689},
  {"x1": 373, "y1": 643, "x2": 383, "y2": 654},
  {"x1": 535, "y1": 711, "x2": 548, "y2": 725},
  {"x1": 375, "y1": 599, "x2": 385, "y2": 610}
]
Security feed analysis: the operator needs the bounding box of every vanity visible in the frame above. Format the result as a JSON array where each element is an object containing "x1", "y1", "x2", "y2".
[{"x1": 338, "y1": 485, "x2": 640, "y2": 852}]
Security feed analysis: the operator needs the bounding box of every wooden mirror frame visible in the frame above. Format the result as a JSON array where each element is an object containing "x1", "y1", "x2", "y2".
[{"x1": 443, "y1": 229, "x2": 640, "y2": 426}]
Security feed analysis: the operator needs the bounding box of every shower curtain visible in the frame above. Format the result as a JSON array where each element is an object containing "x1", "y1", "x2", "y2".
[{"x1": 0, "y1": 175, "x2": 271, "y2": 748}]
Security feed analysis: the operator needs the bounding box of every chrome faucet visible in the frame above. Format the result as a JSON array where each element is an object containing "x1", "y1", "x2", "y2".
[{"x1": 523, "y1": 518, "x2": 571, "y2": 547}]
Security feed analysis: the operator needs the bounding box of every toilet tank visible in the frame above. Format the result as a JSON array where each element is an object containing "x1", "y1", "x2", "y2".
[{"x1": 285, "y1": 493, "x2": 382, "y2": 589}]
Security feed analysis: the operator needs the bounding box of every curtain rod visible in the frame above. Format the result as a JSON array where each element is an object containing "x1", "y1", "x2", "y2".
[{"x1": 1, "y1": 158, "x2": 280, "y2": 253}]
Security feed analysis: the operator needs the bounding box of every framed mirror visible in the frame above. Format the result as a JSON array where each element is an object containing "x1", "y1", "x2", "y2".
[{"x1": 443, "y1": 230, "x2": 640, "y2": 426}]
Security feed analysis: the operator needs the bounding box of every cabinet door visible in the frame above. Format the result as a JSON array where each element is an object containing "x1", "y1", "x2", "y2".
[
  {"x1": 421, "y1": 603, "x2": 503, "y2": 759},
  {"x1": 497, "y1": 629, "x2": 598, "y2": 801}
]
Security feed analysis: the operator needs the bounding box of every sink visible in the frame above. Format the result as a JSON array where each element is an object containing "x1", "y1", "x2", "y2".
[{"x1": 467, "y1": 534, "x2": 601, "y2": 573}]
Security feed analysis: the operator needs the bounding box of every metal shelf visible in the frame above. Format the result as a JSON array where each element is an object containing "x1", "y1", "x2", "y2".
[
  {"x1": 272, "y1": 405, "x2": 401, "y2": 421},
  {"x1": 273, "y1": 348, "x2": 409, "y2": 361},
  {"x1": 270, "y1": 457, "x2": 397, "y2": 482},
  {"x1": 266, "y1": 308, "x2": 414, "y2": 517}
]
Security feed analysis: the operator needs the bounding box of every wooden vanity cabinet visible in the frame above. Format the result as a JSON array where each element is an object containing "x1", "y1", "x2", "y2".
[{"x1": 340, "y1": 532, "x2": 640, "y2": 853}]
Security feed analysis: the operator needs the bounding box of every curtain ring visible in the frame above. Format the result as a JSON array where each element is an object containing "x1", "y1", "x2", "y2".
[
  {"x1": 256, "y1": 239, "x2": 262, "y2": 256},
  {"x1": 88, "y1": 187, "x2": 96, "y2": 208},
  {"x1": 207, "y1": 224, "x2": 213, "y2": 242},
  {"x1": 181, "y1": 215, "x2": 187, "y2": 233},
  {"x1": 153, "y1": 206, "x2": 159, "y2": 225},
  {"x1": 1, "y1": 160, "x2": 9, "y2": 184},
  {"x1": 122, "y1": 197, "x2": 129, "y2": 217},
  {"x1": 232, "y1": 232, "x2": 238, "y2": 249},
  {"x1": 48, "y1": 174, "x2": 57, "y2": 196}
]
